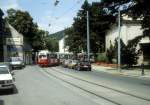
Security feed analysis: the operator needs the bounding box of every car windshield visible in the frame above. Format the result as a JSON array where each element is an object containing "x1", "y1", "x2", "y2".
[
  {"x1": 72, "y1": 60, "x2": 77, "y2": 63},
  {"x1": 0, "y1": 67, "x2": 9, "y2": 74},
  {"x1": 11, "y1": 57, "x2": 22, "y2": 61},
  {"x1": 39, "y1": 55, "x2": 47, "y2": 58}
]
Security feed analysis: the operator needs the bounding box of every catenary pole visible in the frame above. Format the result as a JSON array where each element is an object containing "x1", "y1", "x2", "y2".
[
  {"x1": 87, "y1": 11, "x2": 90, "y2": 61},
  {"x1": 118, "y1": 9, "x2": 121, "y2": 72}
]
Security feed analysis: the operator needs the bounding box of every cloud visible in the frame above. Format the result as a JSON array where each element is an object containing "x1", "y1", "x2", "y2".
[{"x1": 0, "y1": 0, "x2": 20, "y2": 11}]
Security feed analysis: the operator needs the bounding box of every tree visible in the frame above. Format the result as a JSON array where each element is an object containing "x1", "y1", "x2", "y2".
[
  {"x1": 101, "y1": 0, "x2": 150, "y2": 66},
  {"x1": 65, "y1": 0, "x2": 115, "y2": 54},
  {"x1": 65, "y1": 27, "x2": 80, "y2": 53},
  {"x1": 102, "y1": 0, "x2": 150, "y2": 46},
  {"x1": 32, "y1": 30, "x2": 47, "y2": 51},
  {"x1": 6, "y1": 9, "x2": 38, "y2": 45},
  {"x1": 6, "y1": 9, "x2": 37, "y2": 37},
  {"x1": 106, "y1": 41, "x2": 114, "y2": 63},
  {"x1": 45, "y1": 37, "x2": 59, "y2": 52},
  {"x1": 90, "y1": 3, "x2": 115, "y2": 53},
  {"x1": 72, "y1": 0, "x2": 91, "y2": 52},
  {"x1": 113, "y1": 39, "x2": 139, "y2": 67},
  {"x1": 5, "y1": 9, "x2": 52, "y2": 51}
]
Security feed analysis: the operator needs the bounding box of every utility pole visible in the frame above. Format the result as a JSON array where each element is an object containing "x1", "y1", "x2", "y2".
[
  {"x1": 63, "y1": 32, "x2": 65, "y2": 53},
  {"x1": 118, "y1": 9, "x2": 121, "y2": 72},
  {"x1": 87, "y1": 11, "x2": 90, "y2": 61}
]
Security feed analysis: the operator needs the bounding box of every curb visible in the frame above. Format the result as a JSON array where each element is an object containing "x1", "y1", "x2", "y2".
[{"x1": 93, "y1": 67, "x2": 150, "y2": 80}]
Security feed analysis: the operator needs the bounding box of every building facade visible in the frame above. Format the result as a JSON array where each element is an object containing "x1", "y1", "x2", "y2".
[
  {"x1": 59, "y1": 37, "x2": 69, "y2": 53},
  {"x1": 0, "y1": 9, "x2": 4, "y2": 62},
  {"x1": 4, "y1": 23, "x2": 33, "y2": 64},
  {"x1": 0, "y1": 8, "x2": 32, "y2": 64},
  {"x1": 105, "y1": 20, "x2": 150, "y2": 65}
]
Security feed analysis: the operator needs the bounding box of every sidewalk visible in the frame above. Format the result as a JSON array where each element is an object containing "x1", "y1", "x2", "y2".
[{"x1": 92, "y1": 64, "x2": 150, "y2": 79}]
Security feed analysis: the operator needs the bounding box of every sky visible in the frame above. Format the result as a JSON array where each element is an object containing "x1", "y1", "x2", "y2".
[{"x1": 0, "y1": 0, "x2": 100, "y2": 34}]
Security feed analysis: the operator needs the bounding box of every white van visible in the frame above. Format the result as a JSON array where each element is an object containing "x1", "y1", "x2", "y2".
[{"x1": 10, "y1": 57, "x2": 25, "y2": 69}]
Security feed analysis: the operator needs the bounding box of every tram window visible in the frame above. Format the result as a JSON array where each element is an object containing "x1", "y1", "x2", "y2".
[{"x1": 39, "y1": 55, "x2": 46, "y2": 58}]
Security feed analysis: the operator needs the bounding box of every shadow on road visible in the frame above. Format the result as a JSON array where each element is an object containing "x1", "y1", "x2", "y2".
[
  {"x1": 0, "y1": 85, "x2": 18, "y2": 96},
  {"x1": 0, "y1": 100, "x2": 4, "y2": 105}
]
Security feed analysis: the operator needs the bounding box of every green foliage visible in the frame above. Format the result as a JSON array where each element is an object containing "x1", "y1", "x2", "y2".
[
  {"x1": 5, "y1": 9, "x2": 51, "y2": 52},
  {"x1": 128, "y1": 35, "x2": 143, "y2": 48},
  {"x1": 49, "y1": 30, "x2": 64, "y2": 40},
  {"x1": 45, "y1": 37, "x2": 59, "y2": 52},
  {"x1": 6, "y1": 9, "x2": 38, "y2": 39},
  {"x1": 0, "y1": 9, "x2": 4, "y2": 18},
  {"x1": 96, "y1": 53, "x2": 108, "y2": 62},
  {"x1": 65, "y1": 27, "x2": 81, "y2": 53},
  {"x1": 102, "y1": 0, "x2": 150, "y2": 47},
  {"x1": 65, "y1": 1, "x2": 115, "y2": 53},
  {"x1": 102, "y1": 0, "x2": 150, "y2": 66},
  {"x1": 32, "y1": 30, "x2": 47, "y2": 51},
  {"x1": 106, "y1": 41, "x2": 115, "y2": 63},
  {"x1": 114, "y1": 39, "x2": 139, "y2": 67}
]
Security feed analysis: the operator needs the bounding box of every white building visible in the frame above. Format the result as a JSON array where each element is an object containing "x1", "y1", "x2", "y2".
[
  {"x1": 3, "y1": 23, "x2": 33, "y2": 64},
  {"x1": 59, "y1": 36, "x2": 69, "y2": 53},
  {"x1": 105, "y1": 19, "x2": 150, "y2": 65},
  {"x1": 4, "y1": 24, "x2": 24, "y2": 62}
]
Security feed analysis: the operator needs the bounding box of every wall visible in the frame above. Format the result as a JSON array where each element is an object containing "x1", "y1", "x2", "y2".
[
  {"x1": 4, "y1": 24, "x2": 24, "y2": 62},
  {"x1": 0, "y1": 9, "x2": 4, "y2": 62},
  {"x1": 59, "y1": 38, "x2": 65, "y2": 53},
  {"x1": 59, "y1": 37, "x2": 69, "y2": 53},
  {"x1": 105, "y1": 22, "x2": 150, "y2": 65},
  {"x1": 106, "y1": 23, "x2": 143, "y2": 49}
]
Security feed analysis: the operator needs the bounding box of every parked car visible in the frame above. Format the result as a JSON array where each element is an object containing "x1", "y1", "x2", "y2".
[
  {"x1": 0, "y1": 64, "x2": 15, "y2": 92},
  {"x1": 75, "y1": 60, "x2": 91, "y2": 71},
  {"x1": 68, "y1": 60, "x2": 78, "y2": 69},
  {"x1": 62, "y1": 59, "x2": 71, "y2": 68},
  {"x1": 10, "y1": 57, "x2": 25, "y2": 69}
]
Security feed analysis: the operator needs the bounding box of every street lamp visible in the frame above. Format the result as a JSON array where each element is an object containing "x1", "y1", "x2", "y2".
[
  {"x1": 85, "y1": 0, "x2": 90, "y2": 61},
  {"x1": 118, "y1": 9, "x2": 121, "y2": 72}
]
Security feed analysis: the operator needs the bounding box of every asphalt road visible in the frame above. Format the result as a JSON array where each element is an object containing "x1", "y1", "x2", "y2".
[
  {"x1": 0, "y1": 66, "x2": 113, "y2": 105},
  {"x1": 53, "y1": 66, "x2": 150, "y2": 100},
  {"x1": 1, "y1": 65, "x2": 150, "y2": 105}
]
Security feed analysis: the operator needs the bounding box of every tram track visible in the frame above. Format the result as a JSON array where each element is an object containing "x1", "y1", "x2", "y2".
[
  {"x1": 40, "y1": 67, "x2": 150, "y2": 105},
  {"x1": 41, "y1": 68, "x2": 121, "y2": 105},
  {"x1": 50, "y1": 67, "x2": 150, "y2": 102}
]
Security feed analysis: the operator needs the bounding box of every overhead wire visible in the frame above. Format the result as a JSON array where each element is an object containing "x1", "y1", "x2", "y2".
[
  {"x1": 54, "y1": 0, "x2": 83, "y2": 20},
  {"x1": 48, "y1": 0, "x2": 84, "y2": 33}
]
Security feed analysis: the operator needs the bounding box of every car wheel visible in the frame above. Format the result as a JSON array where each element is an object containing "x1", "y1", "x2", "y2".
[
  {"x1": 9, "y1": 87, "x2": 14, "y2": 93},
  {"x1": 88, "y1": 68, "x2": 91, "y2": 71}
]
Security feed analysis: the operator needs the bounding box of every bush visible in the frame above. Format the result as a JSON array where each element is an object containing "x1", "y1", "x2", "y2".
[
  {"x1": 96, "y1": 53, "x2": 108, "y2": 63},
  {"x1": 114, "y1": 39, "x2": 139, "y2": 67},
  {"x1": 106, "y1": 42, "x2": 115, "y2": 63}
]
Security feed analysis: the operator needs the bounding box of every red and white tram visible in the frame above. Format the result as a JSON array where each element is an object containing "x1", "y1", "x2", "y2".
[{"x1": 37, "y1": 50, "x2": 59, "y2": 67}]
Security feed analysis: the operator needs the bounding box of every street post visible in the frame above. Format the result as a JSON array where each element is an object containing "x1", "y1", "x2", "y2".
[
  {"x1": 87, "y1": 11, "x2": 90, "y2": 61},
  {"x1": 118, "y1": 9, "x2": 121, "y2": 72}
]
